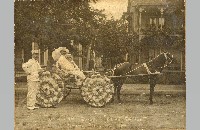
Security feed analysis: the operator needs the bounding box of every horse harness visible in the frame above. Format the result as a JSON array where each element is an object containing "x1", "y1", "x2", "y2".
[{"x1": 121, "y1": 52, "x2": 173, "y2": 75}]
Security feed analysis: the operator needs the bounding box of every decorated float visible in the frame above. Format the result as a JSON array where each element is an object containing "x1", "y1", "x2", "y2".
[{"x1": 36, "y1": 47, "x2": 114, "y2": 108}]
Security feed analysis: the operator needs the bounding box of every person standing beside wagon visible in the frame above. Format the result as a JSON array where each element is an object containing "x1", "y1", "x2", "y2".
[{"x1": 22, "y1": 50, "x2": 44, "y2": 110}]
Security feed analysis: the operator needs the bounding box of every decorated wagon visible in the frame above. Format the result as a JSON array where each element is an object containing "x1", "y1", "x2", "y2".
[{"x1": 36, "y1": 47, "x2": 114, "y2": 108}]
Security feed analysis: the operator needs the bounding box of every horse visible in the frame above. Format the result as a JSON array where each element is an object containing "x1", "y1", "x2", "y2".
[{"x1": 110, "y1": 52, "x2": 173, "y2": 104}]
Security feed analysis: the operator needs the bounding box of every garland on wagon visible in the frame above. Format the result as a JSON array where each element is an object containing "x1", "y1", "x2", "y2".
[
  {"x1": 37, "y1": 71, "x2": 64, "y2": 108},
  {"x1": 81, "y1": 73, "x2": 114, "y2": 107}
]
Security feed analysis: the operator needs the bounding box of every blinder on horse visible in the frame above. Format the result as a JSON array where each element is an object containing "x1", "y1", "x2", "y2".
[{"x1": 163, "y1": 52, "x2": 173, "y2": 68}]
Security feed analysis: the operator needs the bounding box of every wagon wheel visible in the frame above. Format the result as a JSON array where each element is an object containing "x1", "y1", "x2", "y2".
[
  {"x1": 36, "y1": 71, "x2": 64, "y2": 108},
  {"x1": 81, "y1": 74, "x2": 114, "y2": 107}
]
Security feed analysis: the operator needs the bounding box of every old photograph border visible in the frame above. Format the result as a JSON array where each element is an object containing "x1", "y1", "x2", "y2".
[
  {"x1": 0, "y1": 0, "x2": 14, "y2": 129},
  {"x1": 0, "y1": 0, "x2": 200, "y2": 129},
  {"x1": 186, "y1": 0, "x2": 200, "y2": 130}
]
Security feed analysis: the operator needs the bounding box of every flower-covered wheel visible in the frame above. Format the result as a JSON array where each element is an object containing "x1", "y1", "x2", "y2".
[
  {"x1": 81, "y1": 74, "x2": 114, "y2": 107},
  {"x1": 37, "y1": 71, "x2": 64, "y2": 108}
]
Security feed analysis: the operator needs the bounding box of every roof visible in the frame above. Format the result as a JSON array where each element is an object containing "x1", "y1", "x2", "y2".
[{"x1": 130, "y1": 0, "x2": 168, "y2": 6}]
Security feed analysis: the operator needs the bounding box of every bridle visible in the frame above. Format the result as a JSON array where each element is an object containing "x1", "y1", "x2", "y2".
[
  {"x1": 163, "y1": 52, "x2": 173, "y2": 68},
  {"x1": 143, "y1": 52, "x2": 173, "y2": 74}
]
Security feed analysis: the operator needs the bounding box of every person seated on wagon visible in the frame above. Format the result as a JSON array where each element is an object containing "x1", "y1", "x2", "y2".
[{"x1": 55, "y1": 47, "x2": 86, "y2": 86}]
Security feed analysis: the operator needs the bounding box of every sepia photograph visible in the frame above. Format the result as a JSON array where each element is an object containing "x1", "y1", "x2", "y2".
[{"x1": 14, "y1": 0, "x2": 186, "y2": 129}]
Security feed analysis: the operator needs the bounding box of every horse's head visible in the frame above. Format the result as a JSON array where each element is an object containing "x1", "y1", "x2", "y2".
[
  {"x1": 163, "y1": 52, "x2": 173, "y2": 67},
  {"x1": 148, "y1": 52, "x2": 173, "y2": 73}
]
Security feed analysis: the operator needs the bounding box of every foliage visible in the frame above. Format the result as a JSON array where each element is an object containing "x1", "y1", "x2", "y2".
[
  {"x1": 15, "y1": 0, "x2": 137, "y2": 69},
  {"x1": 14, "y1": 0, "x2": 103, "y2": 52},
  {"x1": 94, "y1": 19, "x2": 139, "y2": 67},
  {"x1": 140, "y1": 26, "x2": 185, "y2": 50},
  {"x1": 15, "y1": 0, "x2": 185, "y2": 69}
]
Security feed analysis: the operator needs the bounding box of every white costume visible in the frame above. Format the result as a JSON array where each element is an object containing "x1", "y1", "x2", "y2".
[
  {"x1": 56, "y1": 55, "x2": 76, "y2": 72},
  {"x1": 56, "y1": 55, "x2": 86, "y2": 80},
  {"x1": 53, "y1": 47, "x2": 86, "y2": 85},
  {"x1": 22, "y1": 58, "x2": 41, "y2": 81},
  {"x1": 22, "y1": 51, "x2": 42, "y2": 109}
]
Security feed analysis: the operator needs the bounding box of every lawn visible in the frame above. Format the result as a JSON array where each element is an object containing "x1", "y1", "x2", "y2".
[{"x1": 15, "y1": 83, "x2": 186, "y2": 130}]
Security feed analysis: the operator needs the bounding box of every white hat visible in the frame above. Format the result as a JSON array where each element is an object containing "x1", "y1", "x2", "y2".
[
  {"x1": 65, "y1": 54, "x2": 73, "y2": 60},
  {"x1": 52, "y1": 47, "x2": 69, "y2": 61},
  {"x1": 52, "y1": 49, "x2": 61, "y2": 61},
  {"x1": 66, "y1": 53, "x2": 72, "y2": 57},
  {"x1": 58, "y1": 47, "x2": 69, "y2": 53},
  {"x1": 31, "y1": 50, "x2": 39, "y2": 54}
]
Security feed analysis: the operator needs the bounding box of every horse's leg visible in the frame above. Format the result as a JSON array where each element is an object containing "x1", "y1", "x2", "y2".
[
  {"x1": 110, "y1": 80, "x2": 117, "y2": 103},
  {"x1": 149, "y1": 83, "x2": 155, "y2": 104},
  {"x1": 116, "y1": 84, "x2": 122, "y2": 103},
  {"x1": 149, "y1": 75, "x2": 157, "y2": 104},
  {"x1": 116, "y1": 79, "x2": 124, "y2": 103},
  {"x1": 112, "y1": 84, "x2": 117, "y2": 103},
  {"x1": 111, "y1": 79, "x2": 123, "y2": 103}
]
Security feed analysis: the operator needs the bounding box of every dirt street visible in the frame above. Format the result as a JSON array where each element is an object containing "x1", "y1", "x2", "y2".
[{"x1": 15, "y1": 83, "x2": 186, "y2": 130}]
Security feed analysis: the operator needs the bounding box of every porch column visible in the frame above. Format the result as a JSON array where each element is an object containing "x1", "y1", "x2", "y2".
[
  {"x1": 125, "y1": 53, "x2": 128, "y2": 61},
  {"x1": 39, "y1": 49, "x2": 41, "y2": 64},
  {"x1": 32, "y1": 42, "x2": 35, "y2": 50},
  {"x1": 22, "y1": 48, "x2": 24, "y2": 63},
  {"x1": 78, "y1": 43, "x2": 83, "y2": 70},
  {"x1": 139, "y1": 7, "x2": 144, "y2": 38},
  {"x1": 86, "y1": 44, "x2": 91, "y2": 70},
  {"x1": 138, "y1": 7, "x2": 144, "y2": 64},
  {"x1": 181, "y1": 51, "x2": 182, "y2": 71},
  {"x1": 160, "y1": 8, "x2": 164, "y2": 30},
  {"x1": 44, "y1": 49, "x2": 48, "y2": 66}
]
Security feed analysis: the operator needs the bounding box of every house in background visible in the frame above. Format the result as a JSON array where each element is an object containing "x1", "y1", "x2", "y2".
[
  {"x1": 14, "y1": 41, "x2": 83, "y2": 79},
  {"x1": 124, "y1": 0, "x2": 185, "y2": 72}
]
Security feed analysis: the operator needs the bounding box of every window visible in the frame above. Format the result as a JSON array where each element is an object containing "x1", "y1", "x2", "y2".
[{"x1": 149, "y1": 17, "x2": 165, "y2": 29}]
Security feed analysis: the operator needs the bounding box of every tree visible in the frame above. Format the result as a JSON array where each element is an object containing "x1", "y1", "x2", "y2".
[
  {"x1": 93, "y1": 19, "x2": 136, "y2": 68},
  {"x1": 15, "y1": 0, "x2": 101, "y2": 49},
  {"x1": 14, "y1": 0, "x2": 105, "y2": 67}
]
